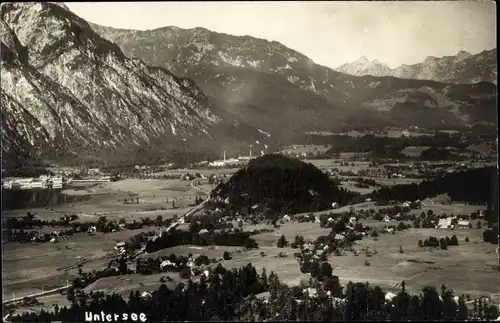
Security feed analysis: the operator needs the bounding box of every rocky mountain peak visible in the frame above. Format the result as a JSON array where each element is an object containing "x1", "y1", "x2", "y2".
[
  {"x1": 1, "y1": 2, "x2": 126, "y2": 68},
  {"x1": 357, "y1": 55, "x2": 370, "y2": 64},
  {"x1": 1, "y1": 2, "x2": 260, "y2": 167}
]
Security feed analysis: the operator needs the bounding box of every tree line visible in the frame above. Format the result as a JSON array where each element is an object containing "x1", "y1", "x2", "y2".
[
  {"x1": 10, "y1": 262, "x2": 499, "y2": 322},
  {"x1": 371, "y1": 167, "x2": 497, "y2": 223}
]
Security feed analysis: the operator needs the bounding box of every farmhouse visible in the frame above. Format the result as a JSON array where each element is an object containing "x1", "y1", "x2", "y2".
[
  {"x1": 334, "y1": 234, "x2": 346, "y2": 241},
  {"x1": 160, "y1": 260, "x2": 176, "y2": 269},
  {"x1": 457, "y1": 220, "x2": 471, "y2": 228},
  {"x1": 114, "y1": 242, "x2": 127, "y2": 250},
  {"x1": 437, "y1": 218, "x2": 453, "y2": 229},
  {"x1": 385, "y1": 292, "x2": 397, "y2": 301},
  {"x1": 282, "y1": 214, "x2": 291, "y2": 222},
  {"x1": 141, "y1": 292, "x2": 152, "y2": 299}
]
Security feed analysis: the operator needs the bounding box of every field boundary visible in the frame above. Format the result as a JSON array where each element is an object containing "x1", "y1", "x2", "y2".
[{"x1": 2, "y1": 284, "x2": 71, "y2": 305}]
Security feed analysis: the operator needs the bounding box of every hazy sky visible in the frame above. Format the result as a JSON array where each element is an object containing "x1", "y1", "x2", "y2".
[{"x1": 66, "y1": 1, "x2": 496, "y2": 69}]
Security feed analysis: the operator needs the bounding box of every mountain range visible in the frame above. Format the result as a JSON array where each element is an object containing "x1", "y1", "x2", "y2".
[
  {"x1": 335, "y1": 50, "x2": 497, "y2": 84},
  {"x1": 0, "y1": 2, "x2": 265, "y2": 168},
  {"x1": 1, "y1": 3, "x2": 497, "y2": 168},
  {"x1": 90, "y1": 23, "x2": 497, "y2": 131}
]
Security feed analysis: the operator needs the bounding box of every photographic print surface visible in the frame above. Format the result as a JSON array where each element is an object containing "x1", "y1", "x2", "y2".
[{"x1": 1, "y1": 1, "x2": 498, "y2": 322}]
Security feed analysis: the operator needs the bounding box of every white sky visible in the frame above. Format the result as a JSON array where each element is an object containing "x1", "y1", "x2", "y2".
[{"x1": 66, "y1": 1, "x2": 496, "y2": 69}]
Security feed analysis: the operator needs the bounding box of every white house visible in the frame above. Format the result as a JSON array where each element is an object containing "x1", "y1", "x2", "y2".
[
  {"x1": 283, "y1": 214, "x2": 291, "y2": 222},
  {"x1": 457, "y1": 220, "x2": 470, "y2": 228},
  {"x1": 303, "y1": 288, "x2": 318, "y2": 298},
  {"x1": 334, "y1": 234, "x2": 346, "y2": 241},
  {"x1": 383, "y1": 215, "x2": 391, "y2": 222},
  {"x1": 50, "y1": 236, "x2": 58, "y2": 243},
  {"x1": 187, "y1": 259, "x2": 196, "y2": 268},
  {"x1": 349, "y1": 216, "x2": 357, "y2": 225},
  {"x1": 160, "y1": 260, "x2": 176, "y2": 269},
  {"x1": 114, "y1": 242, "x2": 127, "y2": 250},
  {"x1": 141, "y1": 292, "x2": 152, "y2": 299},
  {"x1": 437, "y1": 218, "x2": 452, "y2": 229},
  {"x1": 385, "y1": 292, "x2": 397, "y2": 301},
  {"x1": 331, "y1": 202, "x2": 338, "y2": 208}
]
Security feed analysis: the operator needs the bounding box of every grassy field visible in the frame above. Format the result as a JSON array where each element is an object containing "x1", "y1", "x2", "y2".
[
  {"x1": 401, "y1": 146, "x2": 431, "y2": 157},
  {"x1": 2, "y1": 178, "x2": 207, "y2": 222},
  {"x1": 340, "y1": 181, "x2": 376, "y2": 195},
  {"x1": 2, "y1": 229, "x2": 150, "y2": 301},
  {"x1": 2, "y1": 177, "x2": 212, "y2": 303},
  {"x1": 331, "y1": 224, "x2": 500, "y2": 299}
]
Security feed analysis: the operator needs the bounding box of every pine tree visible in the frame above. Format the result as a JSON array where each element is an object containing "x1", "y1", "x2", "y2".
[
  {"x1": 276, "y1": 235, "x2": 288, "y2": 248},
  {"x1": 260, "y1": 268, "x2": 268, "y2": 291},
  {"x1": 457, "y1": 296, "x2": 468, "y2": 320},
  {"x1": 408, "y1": 295, "x2": 422, "y2": 320}
]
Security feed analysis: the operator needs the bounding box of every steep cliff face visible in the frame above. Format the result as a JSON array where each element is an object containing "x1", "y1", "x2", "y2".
[
  {"x1": 91, "y1": 23, "x2": 497, "y2": 132},
  {"x1": 1, "y1": 2, "x2": 262, "y2": 167},
  {"x1": 336, "y1": 50, "x2": 497, "y2": 85}
]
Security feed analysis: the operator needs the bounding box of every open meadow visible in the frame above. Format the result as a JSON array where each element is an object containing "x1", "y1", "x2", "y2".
[
  {"x1": 2, "y1": 178, "x2": 211, "y2": 222},
  {"x1": 3, "y1": 163, "x2": 498, "y2": 317},
  {"x1": 2, "y1": 229, "x2": 147, "y2": 301},
  {"x1": 2, "y1": 176, "x2": 216, "y2": 303}
]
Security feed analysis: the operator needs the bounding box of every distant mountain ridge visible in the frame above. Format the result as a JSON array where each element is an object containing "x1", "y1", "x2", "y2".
[
  {"x1": 90, "y1": 23, "x2": 497, "y2": 135},
  {"x1": 0, "y1": 2, "x2": 264, "y2": 168},
  {"x1": 335, "y1": 50, "x2": 497, "y2": 84},
  {"x1": 1, "y1": 4, "x2": 497, "y2": 169}
]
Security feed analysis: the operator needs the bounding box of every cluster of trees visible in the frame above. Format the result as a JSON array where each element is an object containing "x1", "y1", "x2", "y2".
[
  {"x1": 144, "y1": 228, "x2": 259, "y2": 254},
  {"x1": 186, "y1": 213, "x2": 235, "y2": 233},
  {"x1": 2, "y1": 213, "x2": 176, "y2": 244},
  {"x1": 136, "y1": 254, "x2": 215, "y2": 276},
  {"x1": 3, "y1": 212, "x2": 79, "y2": 230},
  {"x1": 418, "y1": 235, "x2": 459, "y2": 249},
  {"x1": 483, "y1": 225, "x2": 499, "y2": 244},
  {"x1": 214, "y1": 154, "x2": 361, "y2": 216},
  {"x1": 71, "y1": 256, "x2": 132, "y2": 290},
  {"x1": 371, "y1": 167, "x2": 497, "y2": 220},
  {"x1": 12, "y1": 263, "x2": 499, "y2": 322},
  {"x1": 1, "y1": 188, "x2": 91, "y2": 211}
]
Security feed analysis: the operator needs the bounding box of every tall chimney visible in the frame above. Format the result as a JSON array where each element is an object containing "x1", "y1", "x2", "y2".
[
  {"x1": 223, "y1": 150, "x2": 226, "y2": 163},
  {"x1": 249, "y1": 146, "x2": 252, "y2": 158}
]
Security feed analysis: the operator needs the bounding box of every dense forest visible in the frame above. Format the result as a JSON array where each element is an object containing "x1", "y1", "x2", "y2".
[
  {"x1": 371, "y1": 167, "x2": 498, "y2": 222},
  {"x1": 10, "y1": 263, "x2": 499, "y2": 322},
  {"x1": 213, "y1": 154, "x2": 361, "y2": 215}
]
